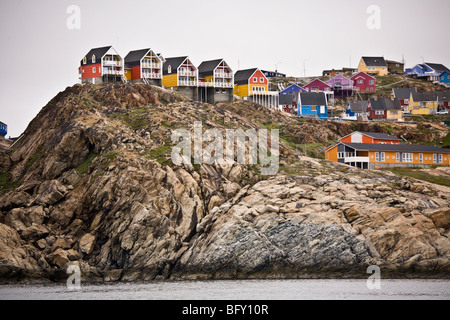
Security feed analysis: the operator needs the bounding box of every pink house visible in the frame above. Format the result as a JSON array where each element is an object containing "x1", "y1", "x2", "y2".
[
  {"x1": 304, "y1": 79, "x2": 332, "y2": 92},
  {"x1": 351, "y1": 72, "x2": 376, "y2": 93}
]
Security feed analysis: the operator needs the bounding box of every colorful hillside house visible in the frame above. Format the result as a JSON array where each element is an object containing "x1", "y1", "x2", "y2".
[
  {"x1": 303, "y1": 79, "x2": 332, "y2": 93},
  {"x1": 0, "y1": 121, "x2": 7, "y2": 138},
  {"x1": 436, "y1": 92, "x2": 450, "y2": 111},
  {"x1": 79, "y1": 46, "x2": 125, "y2": 84},
  {"x1": 440, "y1": 72, "x2": 450, "y2": 86},
  {"x1": 358, "y1": 57, "x2": 388, "y2": 76},
  {"x1": 406, "y1": 63, "x2": 450, "y2": 82},
  {"x1": 234, "y1": 68, "x2": 278, "y2": 109},
  {"x1": 386, "y1": 60, "x2": 404, "y2": 74},
  {"x1": 367, "y1": 97, "x2": 403, "y2": 121},
  {"x1": 339, "y1": 132, "x2": 400, "y2": 145},
  {"x1": 350, "y1": 72, "x2": 376, "y2": 94},
  {"x1": 326, "y1": 142, "x2": 450, "y2": 170},
  {"x1": 326, "y1": 75, "x2": 354, "y2": 98},
  {"x1": 298, "y1": 92, "x2": 328, "y2": 119},
  {"x1": 279, "y1": 84, "x2": 307, "y2": 114},
  {"x1": 408, "y1": 92, "x2": 439, "y2": 115},
  {"x1": 197, "y1": 59, "x2": 234, "y2": 104},
  {"x1": 124, "y1": 48, "x2": 164, "y2": 86},
  {"x1": 234, "y1": 68, "x2": 268, "y2": 97},
  {"x1": 343, "y1": 101, "x2": 368, "y2": 121},
  {"x1": 392, "y1": 88, "x2": 417, "y2": 113},
  {"x1": 163, "y1": 56, "x2": 198, "y2": 100}
]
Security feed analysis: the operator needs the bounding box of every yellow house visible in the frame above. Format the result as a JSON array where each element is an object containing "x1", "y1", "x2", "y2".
[
  {"x1": 408, "y1": 92, "x2": 439, "y2": 115},
  {"x1": 358, "y1": 57, "x2": 388, "y2": 76}
]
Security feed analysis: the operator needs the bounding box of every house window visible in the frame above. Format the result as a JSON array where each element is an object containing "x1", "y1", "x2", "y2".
[
  {"x1": 93, "y1": 67, "x2": 96, "y2": 73},
  {"x1": 253, "y1": 77, "x2": 257, "y2": 83},
  {"x1": 375, "y1": 152, "x2": 385, "y2": 162},
  {"x1": 312, "y1": 87, "x2": 319, "y2": 91},
  {"x1": 83, "y1": 57, "x2": 87, "y2": 64},
  {"x1": 404, "y1": 99, "x2": 409, "y2": 104},
  {"x1": 366, "y1": 87, "x2": 369, "y2": 91},
  {"x1": 419, "y1": 153, "x2": 423, "y2": 163},
  {"x1": 369, "y1": 80, "x2": 375, "y2": 85},
  {"x1": 404, "y1": 153, "x2": 413, "y2": 163},
  {"x1": 375, "y1": 111, "x2": 384, "y2": 115},
  {"x1": 92, "y1": 55, "x2": 96, "y2": 64},
  {"x1": 260, "y1": 77, "x2": 264, "y2": 83},
  {"x1": 370, "y1": 87, "x2": 374, "y2": 91},
  {"x1": 168, "y1": 65, "x2": 172, "y2": 74},
  {"x1": 358, "y1": 80, "x2": 363, "y2": 84},
  {"x1": 434, "y1": 154, "x2": 443, "y2": 164}
]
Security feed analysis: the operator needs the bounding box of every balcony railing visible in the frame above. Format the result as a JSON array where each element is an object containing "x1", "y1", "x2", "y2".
[
  {"x1": 142, "y1": 73, "x2": 162, "y2": 79},
  {"x1": 142, "y1": 63, "x2": 161, "y2": 69},
  {"x1": 198, "y1": 82, "x2": 233, "y2": 88},
  {"x1": 103, "y1": 60, "x2": 122, "y2": 66},
  {"x1": 215, "y1": 82, "x2": 233, "y2": 88},
  {"x1": 103, "y1": 69, "x2": 123, "y2": 75},
  {"x1": 178, "y1": 80, "x2": 197, "y2": 86},
  {"x1": 179, "y1": 71, "x2": 196, "y2": 77},
  {"x1": 214, "y1": 72, "x2": 233, "y2": 78},
  {"x1": 344, "y1": 156, "x2": 369, "y2": 163},
  {"x1": 249, "y1": 90, "x2": 279, "y2": 96}
]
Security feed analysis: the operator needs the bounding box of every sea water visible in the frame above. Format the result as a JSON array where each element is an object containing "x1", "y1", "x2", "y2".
[{"x1": 0, "y1": 279, "x2": 449, "y2": 300}]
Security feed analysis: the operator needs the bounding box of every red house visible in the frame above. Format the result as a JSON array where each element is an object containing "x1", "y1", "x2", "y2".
[
  {"x1": 79, "y1": 46, "x2": 124, "y2": 84},
  {"x1": 351, "y1": 72, "x2": 376, "y2": 93},
  {"x1": 304, "y1": 79, "x2": 332, "y2": 92}
]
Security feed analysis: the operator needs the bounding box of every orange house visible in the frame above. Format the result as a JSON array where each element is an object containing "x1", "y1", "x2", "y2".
[
  {"x1": 326, "y1": 142, "x2": 450, "y2": 169},
  {"x1": 340, "y1": 132, "x2": 401, "y2": 145}
]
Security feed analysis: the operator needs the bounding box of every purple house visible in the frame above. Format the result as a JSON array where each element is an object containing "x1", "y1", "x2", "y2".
[{"x1": 326, "y1": 75, "x2": 354, "y2": 98}]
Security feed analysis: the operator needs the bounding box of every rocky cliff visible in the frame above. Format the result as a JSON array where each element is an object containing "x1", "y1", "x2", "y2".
[{"x1": 0, "y1": 83, "x2": 449, "y2": 282}]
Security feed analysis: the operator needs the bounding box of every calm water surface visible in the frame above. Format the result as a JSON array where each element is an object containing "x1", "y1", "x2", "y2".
[{"x1": 0, "y1": 280, "x2": 449, "y2": 300}]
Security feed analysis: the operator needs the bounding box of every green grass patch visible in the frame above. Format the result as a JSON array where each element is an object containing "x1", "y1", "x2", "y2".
[
  {"x1": 26, "y1": 149, "x2": 45, "y2": 168},
  {"x1": 76, "y1": 151, "x2": 98, "y2": 174},
  {"x1": 0, "y1": 173, "x2": 20, "y2": 193},
  {"x1": 384, "y1": 167, "x2": 450, "y2": 187}
]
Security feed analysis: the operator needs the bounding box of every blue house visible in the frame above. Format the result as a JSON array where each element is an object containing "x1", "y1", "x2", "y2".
[
  {"x1": 440, "y1": 72, "x2": 450, "y2": 85},
  {"x1": 0, "y1": 121, "x2": 7, "y2": 138},
  {"x1": 406, "y1": 63, "x2": 450, "y2": 82},
  {"x1": 298, "y1": 92, "x2": 328, "y2": 119},
  {"x1": 343, "y1": 101, "x2": 368, "y2": 121},
  {"x1": 279, "y1": 83, "x2": 307, "y2": 114}
]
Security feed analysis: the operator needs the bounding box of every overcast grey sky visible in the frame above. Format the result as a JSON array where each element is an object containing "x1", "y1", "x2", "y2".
[{"x1": 1, "y1": 0, "x2": 449, "y2": 137}]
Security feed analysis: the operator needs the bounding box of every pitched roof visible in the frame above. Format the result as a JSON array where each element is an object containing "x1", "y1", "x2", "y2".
[
  {"x1": 369, "y1": 97, "x2": 401, "y2": 111},
  {"x1": 198, "y1": 59, "x2": 223, "y2": 78},
  {"x1": 351, "y1": 71, "x2": 376, "y2": 80},
  {"x1": 81, "y1": 46, "x2": 112, "y2": 66},
  {"x1": 362, "y1": 57, "x2": 387, "y2": 67},
  {"x1": 304, "y1": 78, "x2": 332, "y2": 88},
  {"x1": 163, "y1": 56, "x2": 188, "y2": 75},
  {"x1": 393, "y1": 88, "x2": 417, "y2": 100},
  {"x1": 279, "y1": 94, "x2": 294, "y2": 105},
  {"x1": 280, "y1": 83, "x2": 306, "y2": 94},
  {"x1": 299, "y1": 92, "x2": 327, "y2": 106},
  {"x1": 436, "y1": 91, "x2": 450, "y2": 102},
  {"x1": 124, "y1": 48, "x2": 151, "y2": 68},
  {"x1": 348, "y1": 101, "x2": 368, "y2": 113},
  {"x1": 358, "y1": 132, "x2": 401, "y2": 141},
  {"x1": 341, "y1": 142, "x2": 450, "y2": 153},
  {"x1": 386, "y1": 60, "x2": 404, "y2": 65},
  {"x1": 425, "y1": 63, "x2": 450, "y2": 73},
  {"x1": 411, "y1": 91, "x2": 438, "y2": 102},
  {"x1": 234, "y1": 68, "x2": 259, "y2": 85}
]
